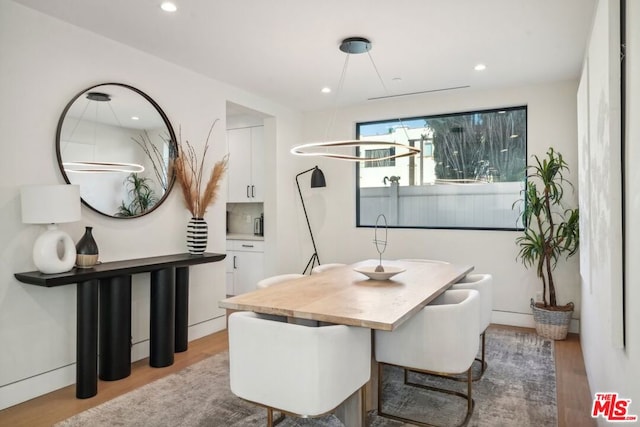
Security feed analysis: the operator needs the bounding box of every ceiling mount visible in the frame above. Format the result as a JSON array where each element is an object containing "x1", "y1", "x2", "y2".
[
  {"x1": 339, "y1": 37, "x2": 371, "y2": 54},
  {"x1": 86, "y1": 92, "x2": 111, "y2": 102}
]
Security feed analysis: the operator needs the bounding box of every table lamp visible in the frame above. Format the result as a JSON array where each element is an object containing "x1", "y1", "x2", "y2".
[{"x1": 20, "y1": 184, "x2": 81, "y2": 274}]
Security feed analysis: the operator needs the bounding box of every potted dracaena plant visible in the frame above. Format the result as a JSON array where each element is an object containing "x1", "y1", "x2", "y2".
[{"x1": 514, "y1": 147, "x2": 579, "y2": 340}]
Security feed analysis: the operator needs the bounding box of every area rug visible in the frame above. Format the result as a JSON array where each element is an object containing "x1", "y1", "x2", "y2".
[{"x1": 55, "y1": 327, "x2": 556, "y2": 427}]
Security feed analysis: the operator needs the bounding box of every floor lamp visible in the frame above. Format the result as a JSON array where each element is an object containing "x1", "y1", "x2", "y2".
[{"x1": 296, "y1": 166, "x2": 326, "y2": 274}]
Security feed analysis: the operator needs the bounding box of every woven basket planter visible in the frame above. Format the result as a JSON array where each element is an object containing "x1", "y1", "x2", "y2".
[{"x1": 530, "y1": 299, "x2": 574, "y2": 340}]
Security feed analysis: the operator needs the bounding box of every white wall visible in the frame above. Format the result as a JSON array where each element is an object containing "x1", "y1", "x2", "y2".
[
  {"x1": 292, "y1": 81, "x2": 581, "y2": 328},
  {"x1": 0, "y1": 1, "x2": 300, "y2": 409},
  {"x1": 579, "y1": 0, "x2": 640, "y2": 419}
]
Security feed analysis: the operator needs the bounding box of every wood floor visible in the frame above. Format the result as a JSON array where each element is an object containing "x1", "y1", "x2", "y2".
[{"x1": 0, "y1": 325, "x2": 594, "y2": 427}]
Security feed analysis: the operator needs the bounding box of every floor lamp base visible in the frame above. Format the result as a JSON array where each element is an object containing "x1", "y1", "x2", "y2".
[{"x1": 302, "y1": 253, "x2": 320, "y2": 275}]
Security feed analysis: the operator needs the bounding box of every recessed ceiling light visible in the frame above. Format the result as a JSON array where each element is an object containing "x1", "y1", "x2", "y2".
[
  {"x1": 131, "y1": 116, "x2": 140, "y2": 121},
  {"x1": 321, "y1": 87, "x2": 331, "y2": 94},
  {"x1": 474, "y1": 64, "x2": 486, "y2": 71},
  {"x1": 161, "y1": 2, "x2": 177, "y2": 12}
]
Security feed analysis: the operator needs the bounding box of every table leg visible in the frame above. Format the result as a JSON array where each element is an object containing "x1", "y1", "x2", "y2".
[
  {"x1": 76, "y1": 279, "x2": 98, "y2": 399},
  {"x1": 150, "y1": 267, "x2": 175, "y2": 367},
  {"x1": 367, "y1": 357, "x2": 379, "y2": 411},
  {"x1": 99, "y1": 275, "x2": 132, "y2": 380},
  {"x1": 175, "y1": 267, "x2": 189, "y2": 352},
  {"x1": 335, "y1": 386, "x2": 365, "y2": 427}
]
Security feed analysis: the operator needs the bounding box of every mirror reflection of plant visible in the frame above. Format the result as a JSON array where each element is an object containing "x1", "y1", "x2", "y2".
[
  {"x1": 131, "y1": 130, "x2": 175, "y2": 191},
  {"x1": 115, "y1": 173, "x2": 158, "y2": 217}
]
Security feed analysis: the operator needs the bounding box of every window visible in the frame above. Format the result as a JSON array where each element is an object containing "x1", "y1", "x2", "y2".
[
  {"x1": 364, "y1": 148, "x2": 396, "y2": 168},
  {"x1": 356, "y1": 106, "x2": 527, "y2": 230}
]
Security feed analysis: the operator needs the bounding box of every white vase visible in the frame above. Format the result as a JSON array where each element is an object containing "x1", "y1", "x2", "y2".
[{"x1": 187, "y1": 217, "x2": 208, "y2": 255}]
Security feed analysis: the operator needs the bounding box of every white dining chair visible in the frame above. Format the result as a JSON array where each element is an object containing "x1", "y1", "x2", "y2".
[
  {"x1": 228, "y1": 311, "x2": 371, "y2": 426},
  {"x1": 311, "y1": 263, "x2": 346, "y2": 274},
  {"x1": 397, "y1": 258, "x2": 451, "y2": 264},
  {"x1": 256, "y1": 273, "x2": 314, "y2": 326},
  {"x1": 375, "y1": 289, "x2": 480, "y2": 427},
  {"x1": 451, "y1": 273, "x2": 493, "y2": 380},
  {"x1": 256, "y1": 273, "x2": 305, "y2": 289}
]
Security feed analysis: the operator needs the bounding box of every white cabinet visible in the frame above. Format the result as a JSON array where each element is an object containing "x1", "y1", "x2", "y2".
[
  {"x1": 227, "y1": 126, "x2": 264, "y2": 202},
  {"x1": 225, "y1": 239, "x2": 264, "y2": 295}
]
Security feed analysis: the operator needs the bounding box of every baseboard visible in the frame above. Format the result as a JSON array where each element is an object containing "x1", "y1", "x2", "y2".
[
  {"x1": 130, "y1": 315, "x2": 226, "y2": 361},
  {"x1": 0, "y1": 364, "x2": 76, "y2": 411},
  {"x1": 0, "y1": 316, "x2": 227, "y2": 411},
  {"x1": 187, "y1": 315, "x2": 227, "y2": 341},
  {"x1": 491, "y1": 310, "x2": 580, "y2": 334}
]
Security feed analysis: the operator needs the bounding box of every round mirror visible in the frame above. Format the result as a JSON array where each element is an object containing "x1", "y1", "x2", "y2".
[{"x1": 56, "y1": 83, "x2": 177, "y2": 218}]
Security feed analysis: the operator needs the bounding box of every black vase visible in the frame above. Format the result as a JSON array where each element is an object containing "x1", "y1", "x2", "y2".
[{"x1": 76, "y1": 226, "x2": 99, "y2": 268}]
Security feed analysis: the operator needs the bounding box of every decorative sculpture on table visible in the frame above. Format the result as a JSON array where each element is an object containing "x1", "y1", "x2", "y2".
[
  {"x1": 353, "y1": 213, "x2": 405, "y2": 280},
  {"x1": 374, "y1": 214, "x2": 388, "y2": 272}
]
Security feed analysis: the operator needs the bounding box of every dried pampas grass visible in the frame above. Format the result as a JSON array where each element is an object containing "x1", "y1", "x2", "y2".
[{"x1": 174, "y1": 120, "x2": 228, "y2": 218}]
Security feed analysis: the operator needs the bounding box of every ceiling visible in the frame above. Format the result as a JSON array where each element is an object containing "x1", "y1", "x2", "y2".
[{"x1": 14, "y1": 0, "x2": 597, "y2": 112}]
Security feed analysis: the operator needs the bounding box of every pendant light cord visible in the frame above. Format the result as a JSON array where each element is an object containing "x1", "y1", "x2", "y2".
[
  {"x1": 367, "y1": 50, "x2": 412, "y2": 143},
  {"x1": 324, "y1": 54, "x2": 351, "y2": 141}
]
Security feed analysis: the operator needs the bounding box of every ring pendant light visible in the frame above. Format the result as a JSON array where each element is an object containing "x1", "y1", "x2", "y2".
[{"x1": 290, "y1": 37, "x2": 420, "y2": 162}]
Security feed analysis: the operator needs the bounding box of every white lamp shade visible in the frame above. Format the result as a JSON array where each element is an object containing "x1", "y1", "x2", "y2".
[
  {"x1": 20, "y1": 184, "x2": 81, "y2": 274},
  {"x1": 20, "y1": 184, "x2": 81, "y2": 224}
]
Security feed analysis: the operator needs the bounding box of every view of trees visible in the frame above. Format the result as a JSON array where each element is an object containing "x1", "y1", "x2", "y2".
[
  {"x1": 430, "y1": 108, "x2": 526, "y2": 183},
  {"x1": 358, "y1": 107, "x2": 527, "y2": 185}
]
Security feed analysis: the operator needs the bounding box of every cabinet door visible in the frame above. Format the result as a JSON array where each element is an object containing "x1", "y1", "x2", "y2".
[
  {"x1": 225, "y1": 251, "x2": 236, "y2": 295},
  {"x1": 233, "y1": 250, "x2": 264, "y2": 295},
  {"x1": 226, "y1": 271, "x2": 235, "y2": 296},
  {"x1": 250, "y1": 126, "x2": 264, "y2": 202},
  {"x1": 227, "y1": 127, "x2": 252, "y2": 202}
]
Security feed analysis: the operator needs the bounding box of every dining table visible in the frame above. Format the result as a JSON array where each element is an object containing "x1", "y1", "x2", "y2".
[{"x1": 218, "y1": 259, "x2": 474, "y2": 426}]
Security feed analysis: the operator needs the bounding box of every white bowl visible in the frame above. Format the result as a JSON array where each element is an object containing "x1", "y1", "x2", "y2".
[{"x1": 354, "y1": 265, "x2": 405, "y2": 281}]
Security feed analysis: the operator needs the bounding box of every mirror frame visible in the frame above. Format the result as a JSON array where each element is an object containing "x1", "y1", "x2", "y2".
[{"x1": 56, "y1": 82, "x2": 177, "y2": 219}]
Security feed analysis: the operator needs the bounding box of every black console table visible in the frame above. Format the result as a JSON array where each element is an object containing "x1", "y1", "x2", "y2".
[{"x1": 15, "y1": 252, "x2": 225, "y2": 399}]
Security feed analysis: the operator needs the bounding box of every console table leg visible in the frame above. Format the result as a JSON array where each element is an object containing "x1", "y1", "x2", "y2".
[
  {"x1": 175, "y1": 267, "x2": 189, "y2": 353},
  {"x1": 99, "y1": 275, "x2": 132, "y2": 380},
  {"x1": 150, "y1": 267, "x2": 175, "y2": 367},
  {"x1": 76, "y1": 279, "x2": 98, "y2": 399}
]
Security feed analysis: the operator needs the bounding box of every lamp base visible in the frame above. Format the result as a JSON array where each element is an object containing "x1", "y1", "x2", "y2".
[
  {"x1": 33, "y1": 224, "x2": 77, "y2": 274},
  {"x1": 302, "y1": 253, "x2": 320, "y2": 275}
]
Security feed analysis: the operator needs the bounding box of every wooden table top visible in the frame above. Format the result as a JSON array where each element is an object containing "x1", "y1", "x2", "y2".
[{"x1": 219, "y1": 260, "x2": 473, "y2": 331}]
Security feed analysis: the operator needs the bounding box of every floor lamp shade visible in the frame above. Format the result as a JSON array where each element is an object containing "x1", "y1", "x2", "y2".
[
  {"x1": 310, "y1": 167, "x2": 326, "y2": 188},
  {"x1": 20, "y1": 185, "x2": 81, "y2": 274}
]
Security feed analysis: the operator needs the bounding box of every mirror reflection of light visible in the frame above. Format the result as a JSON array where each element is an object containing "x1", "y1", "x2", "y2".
[
  {"x1": 131, "y1": 116, "x2": 140, "y2": 120},
  {"x1": 63, "y1": 161, "x2": 145, "y2": 173}
]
